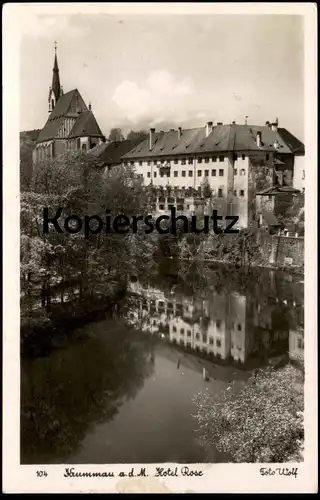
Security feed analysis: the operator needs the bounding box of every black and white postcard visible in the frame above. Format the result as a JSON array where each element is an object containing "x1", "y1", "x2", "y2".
[{"x1": 3, "y1": 2, "x2": 317, "y2": 493}]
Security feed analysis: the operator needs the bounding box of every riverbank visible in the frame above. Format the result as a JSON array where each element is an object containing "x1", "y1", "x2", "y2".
[
  {"x1": 174, "y1": 230, "x2": 304, "y2": 274},
  {"x1": 179, "y1": 256, "x2": 304, "y2": 275}
]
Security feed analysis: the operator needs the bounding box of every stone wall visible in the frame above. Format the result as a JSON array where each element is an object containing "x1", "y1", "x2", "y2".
[{"x1": 257, "y1": 231, "x2": 304, "y2": 269}]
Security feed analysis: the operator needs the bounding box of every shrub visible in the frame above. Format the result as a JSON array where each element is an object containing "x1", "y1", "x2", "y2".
[{"x1": 192, "y1": 363, "x2": 304, "y2": 463}]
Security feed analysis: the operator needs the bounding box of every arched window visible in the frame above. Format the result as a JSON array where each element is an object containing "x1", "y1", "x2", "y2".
[{"x1": 240, "y1": 168, "x2": 245, "y2": 176}]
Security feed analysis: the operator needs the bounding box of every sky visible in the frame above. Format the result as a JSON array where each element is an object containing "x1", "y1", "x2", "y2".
[{"x1": 20, "y1": 12, "x2": 304, "y2": 140}]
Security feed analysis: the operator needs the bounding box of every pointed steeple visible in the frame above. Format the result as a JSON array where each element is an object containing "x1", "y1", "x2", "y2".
[{"x1": 51, "y1": 41, "x2": 61, "y2": 102}]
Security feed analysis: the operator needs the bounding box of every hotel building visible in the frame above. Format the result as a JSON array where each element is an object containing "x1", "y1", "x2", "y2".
[{"x1": 121, "y1": 121, "x2": 304, "y2": 228}]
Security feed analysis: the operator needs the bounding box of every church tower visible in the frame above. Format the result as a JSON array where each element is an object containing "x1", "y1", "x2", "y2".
[
  {"x1": 48, "y1": 42, "x2": 63, "y2": 113},
  {"x1": 34, "y1": 44, "x2": 105, "y2": 165}
]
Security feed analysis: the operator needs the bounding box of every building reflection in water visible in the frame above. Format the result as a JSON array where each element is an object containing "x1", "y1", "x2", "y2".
[{"x1": 127, "y1": 271, "x2": 304, "y2": 370}]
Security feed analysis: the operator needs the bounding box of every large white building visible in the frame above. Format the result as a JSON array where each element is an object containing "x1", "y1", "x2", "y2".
[{"x1": 121, "y1": 121, "x2": 305, "y2": 228}]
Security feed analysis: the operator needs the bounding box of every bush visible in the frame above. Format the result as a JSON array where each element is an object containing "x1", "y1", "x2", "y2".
[{"x1": 192, "y1": 363, "x2": 304, "y2": 463}]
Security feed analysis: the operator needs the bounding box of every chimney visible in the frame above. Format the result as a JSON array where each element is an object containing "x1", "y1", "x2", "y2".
[
  {"x1": 149, "y1": 128, "x2": 155, "y2": 150},
  {"x1": 232, "y1": 121, "x2": 236, "y2": 125},
  {"x1": 178, "y1": 127, "x2": 182, "y2": 140},
  {"x1": 271, "y1": 118, "x2": 279, "y2": 132},
  {"x1": 265, "y1": 120, "x2": 270, "y2": 127},
  {"x1": 256, "y1": 131, "x2": 262, "y2": 147},
  {"x1": 205, "y1": 121, "x2": 213, "y2": 137}
]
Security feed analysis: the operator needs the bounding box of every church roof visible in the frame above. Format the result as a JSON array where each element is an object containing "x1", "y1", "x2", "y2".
[
  {"x1": 49, "y1": 89, "x2": 79, "y2": 120},
  {"x1": 36, "y1": 89, "x2": 104, "y2": 143},
  {"x1": 36, "y1": 116, "x2": 65, "y2": 143},
  {"x1": 68, "y1": 111, "x2": 104, "y2": 139}
]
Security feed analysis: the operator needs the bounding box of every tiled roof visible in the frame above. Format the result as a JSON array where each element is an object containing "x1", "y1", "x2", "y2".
[
  {"x1": 36, "y1": 89, "x2": 104, "y2": 143},
  {"x1": 88, "y1": 140, "x2": 139, "y2": 164},
  {"x1": 36, "y1": 116, "x2": 65, "y2": 143},
  {"x1": 68, "y1": 111, "x2": 104, "y2": 139},
  {"x1": 262, "y1": 210, "x2": 280, "y2": 226},
  {"x1": 122, "y1": 124, "x2": 303, "y2": 159},
  {"x1": 48, "y1": 89, "x2": 79, "y2": 120},
  {"x1": 256, "y1": 186, "x2": 301, "y2": 196},
  {"x1": 36, "y1": 89, "x2": 80, "y2": 143},
  {"x1": 278, "y1": 128, "x2": 305, "y2": 154}
]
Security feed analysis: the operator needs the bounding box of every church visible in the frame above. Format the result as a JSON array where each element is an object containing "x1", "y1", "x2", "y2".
[{"x1": 33, "y1": 45, "x2": 105, "y2": 165}]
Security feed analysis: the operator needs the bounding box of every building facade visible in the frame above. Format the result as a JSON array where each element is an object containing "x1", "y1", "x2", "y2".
[
  {"x1": 33, "y1": 46, "x2": 105, "y2": 165},
  {"x1": 127, "y1": 276, "x2": 303, "y2": 368},
  {"x1": 121, "y1": 121, "x2": 304, "y2": 228}
]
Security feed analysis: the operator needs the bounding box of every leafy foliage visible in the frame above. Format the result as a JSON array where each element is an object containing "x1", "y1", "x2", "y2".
[
  {"x1": 21, "y1": 150, "x2": 156, "y2": 325},
  {"x1": 108, "y1": 127, "x2": 125, "y2": 142},
  {"x1": 193, "y1": 363, "x2": 304, "y2": 463},
  {"x1": 126, "y1": 130, "x2": 148, "y2": 145}
]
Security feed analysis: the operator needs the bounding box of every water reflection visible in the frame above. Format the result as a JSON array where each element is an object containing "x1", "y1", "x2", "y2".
[
  {"x1": 127, "y1": 262, "x2": 304, "y2": 370},
  {"x1": 21, "y1": 261, "x2": 304, "y2": 464},
  {"x1": 21, "y1": 322, "x2": 155, "y2": 464}
]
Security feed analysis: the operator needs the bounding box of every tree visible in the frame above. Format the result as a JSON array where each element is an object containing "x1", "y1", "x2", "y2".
[
  {"x1": 20, "y1": 130, "x2": 40, "y2": 191},
  {"x1": 21, "y1": 150, "x2": 155, "y2": 319},
  {"x1": 200, "y1": 178, "x2": 213, "y2": 199},
  {"x1": 108, "y1": 128, "x2": 124, "y2": 142},
  {"x1": 193, "y1": 361, "x2": 304, "y2": 463},
  {"x1": 126, "y1": 130, "x2": 148, "y2": 146}
]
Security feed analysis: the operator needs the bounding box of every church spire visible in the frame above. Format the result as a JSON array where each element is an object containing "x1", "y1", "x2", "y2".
[
  {"x1": 48, "y1": 42, "x2": 62, "y2": 113},
  {"x1": 52, "y1": 41, "x2": 61, "y2": 102}
]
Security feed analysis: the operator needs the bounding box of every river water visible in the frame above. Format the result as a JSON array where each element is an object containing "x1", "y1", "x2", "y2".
[{"x1": 21, "y1": 260, "x2": 304, "y2": 464}]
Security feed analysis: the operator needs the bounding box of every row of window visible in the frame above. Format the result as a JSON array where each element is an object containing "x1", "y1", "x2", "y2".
[
  {"x1": 233, "y1": 189, "x2": 245, "y2": 197},
  {"x1": 158, "y1": 204, "x2": 185, "y2": 211},
  {"x1": 123, "y1": 154, "x2": 256, "y2": 167},
  {"x1": 146, "y1": 169, "x2": 226, "y2": 179},
  {"x1": 171, "y1": 327, "x2": 221, "y2": 346},
  {"x1": 123, "y1": 152, "x2": 276, "y2": 167},
  {"x1": 234, "y1": 168, "x2": 246, "y2": 176},
  {"x1": 157, "y1": 190, "x2": 224, "y2": 205},
  {"x1": 123, "y1": 156, "x2": 226, "y2": 167},
  {"x1": 150, "y1": 310, "x2": 242, "y2": 332}
]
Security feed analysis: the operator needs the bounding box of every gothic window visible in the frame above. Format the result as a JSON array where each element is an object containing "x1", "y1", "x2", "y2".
[{"x1": 51, "y1": 99, "x2": 55, "y2": 110}]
